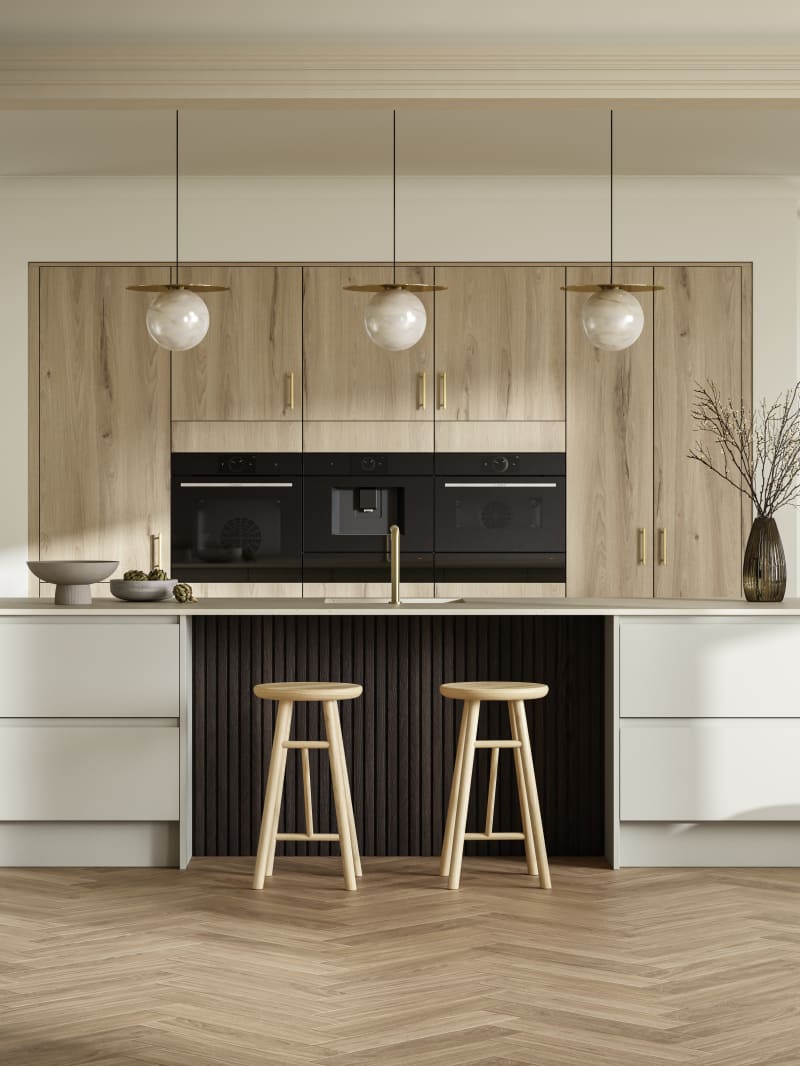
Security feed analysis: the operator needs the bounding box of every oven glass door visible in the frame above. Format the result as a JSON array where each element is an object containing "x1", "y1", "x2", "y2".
[
  {"x1": 435, "y1": 476, "x2": 565, "y2": 553},
  {"x1": 171, "y1": 477, "x2": 302, "y2": 581}
]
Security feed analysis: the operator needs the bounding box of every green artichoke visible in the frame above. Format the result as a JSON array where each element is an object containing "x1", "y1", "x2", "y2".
[
  {"x1": 148, "y1": 568, "x2": 169, "y2": 581},
  {"x1": 123, "y1": 569, "x2": 148, "y2": 581},
  {"x1": 173, "y1": 582, "x2": 197, "y2": 603}
]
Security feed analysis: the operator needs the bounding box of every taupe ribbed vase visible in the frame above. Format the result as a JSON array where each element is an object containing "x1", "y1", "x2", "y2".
[{"x1": 743, "y1": 516, "x2": 786, "y2": 602}]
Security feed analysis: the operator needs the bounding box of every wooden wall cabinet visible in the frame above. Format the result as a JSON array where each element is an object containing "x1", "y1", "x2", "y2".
[
  {"x1": 434, "y1": 265, "x2": 566, "y2": 422},
  {"x1": 171, "y1": 265, "x2": 302, "y2": 422},
  {"x1": 35, "y1": 265, "x2": 171, "y2": 580},
  {"x1": 567, "y1": 263, "x2": 751, "y2": 600},
  {"x1": 302, "y1": 265, "x2": 434, "y2": 427}
]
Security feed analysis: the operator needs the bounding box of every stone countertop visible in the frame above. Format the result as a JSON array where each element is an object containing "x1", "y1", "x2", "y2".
[{"x1": 1, "y1": 597, "x2": 800, "y2": 617}]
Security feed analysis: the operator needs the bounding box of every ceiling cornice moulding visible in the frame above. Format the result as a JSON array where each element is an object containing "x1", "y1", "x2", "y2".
[{"x1": 3, "y1": 43, "x2": 800, "y2": 104}]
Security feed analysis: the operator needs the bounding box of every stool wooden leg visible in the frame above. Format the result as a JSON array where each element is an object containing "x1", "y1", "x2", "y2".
[
  {"x1": 512, "y1": 700, "x2": 551, "y2": 890},
  {"x1": 253, "y1": 699, "x2": 293, "y2": 890},
  {"x1": 508, "y1": 701, "x2": 537, "y2": 876},
  {"x1": 440, "y1": 700, "x2": 469, "y2": 877},
  {"x1": 323, "y1": 700, "x2": 358, "y2": 892},
  {"x1": 331, "y1": 703, "x2": 362, "y2": 877},
  {"x1": 448, "y1": 699, "x2": 481, "y2": 891}
]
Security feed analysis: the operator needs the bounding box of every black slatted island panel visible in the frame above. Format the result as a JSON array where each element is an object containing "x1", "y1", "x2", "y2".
[{"x1": 192, "y1": 615, "x2": 605, "y2": 857}]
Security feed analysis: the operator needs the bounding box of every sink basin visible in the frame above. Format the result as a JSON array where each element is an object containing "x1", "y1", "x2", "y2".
[
  {"x1": 323, "y1": 597, "x2": 464, "y2": 605},
  {"x1": 27, "y1": 560, "x2": 118, "y2": 605}
]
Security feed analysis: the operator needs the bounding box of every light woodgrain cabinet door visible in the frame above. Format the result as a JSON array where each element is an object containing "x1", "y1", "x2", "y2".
[
  {"x1": 303, "y1": 265, "x2": 434, "y2": 422},
  {"x1": 654, "y1": 266, "x2": 744, "y2": 599},
  {"x1": 171, "y1": 265, "x2": 301, "y2": 422},
  {"x1": 566, "y1": 266, "x2": 654, "y2": 597},
  {"x1": 434, "y1": 266, "x2": 565, "y2": 421},
  {"x1": 38, "y1": 266, "x2": 171, "y2": 577}
]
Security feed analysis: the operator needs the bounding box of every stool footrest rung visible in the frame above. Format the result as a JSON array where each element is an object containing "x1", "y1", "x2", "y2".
[
  {"x1": 463, "y1": 832, "x2": 526, "y2": 841},
  {"x1": 275, "y1": 833, "x2": 340, "y2": 842},
  {"x1": 282, "y1": 740, "x2": 330, "y2": 749},
  {"x1": 474, "y1": 740, "x2": 522, "y2": 749}
]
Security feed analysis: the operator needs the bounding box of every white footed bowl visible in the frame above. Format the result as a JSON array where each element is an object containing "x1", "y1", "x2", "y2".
[{"x1": 27, "y1": 560, "x2": 119, "y2": 605}]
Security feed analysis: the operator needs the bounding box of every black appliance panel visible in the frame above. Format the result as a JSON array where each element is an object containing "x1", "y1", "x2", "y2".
[
  {"x1": 304, "y1": 453, "x2": 434, "y2": 476},
  {"x1": 171, "y1": 453, "x2": 302, "y2": 582},
  {"x1": 305, "y1": 451, "x2": 433, "y2": 550},
  {"x1": 435, "y1": 452, "x2": 565, "y2": 476},
  {"x1": 303, "y1": 552, "x2": 435, "y2": 584},
  {"x1": 433, "y1": 453, "x2": 566, "y2": 582},
  {"x1": 434, "y1": 552, "x2": 566, "y2": 583},
  {"x1": 435, "y1": 476, "x2": 565, "y2": 553}
]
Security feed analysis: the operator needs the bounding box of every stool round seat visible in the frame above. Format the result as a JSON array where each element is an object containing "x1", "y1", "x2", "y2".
[
  {"x1": 254, "y1": 681, "x2": 363, "y2": 702},
  {"x1": 440, "y1": 681, "x2": 548, "y2": 702}
]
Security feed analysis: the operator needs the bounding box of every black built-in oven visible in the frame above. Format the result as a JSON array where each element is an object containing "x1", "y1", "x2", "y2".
[
  {"x1": 434, "y1": 453, "x2": 566, "y2": 583},
  {"x1": 171, "y1": 453, "x2": 302, "y2": 583},
  {"x1": 303, "y1": 453, "x2": 434, "y2": 583}
]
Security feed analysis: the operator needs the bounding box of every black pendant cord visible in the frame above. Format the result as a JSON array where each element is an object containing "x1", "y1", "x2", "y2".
[
  {"x1": 392, "y1": 108, "x2": 397, "y2": 286},
  {"x1": 609, "y1": 107, "x2": 613, "y2": 287},
  {"x1": 175, "y1": 109, "x2": 180, "y2": 288}
]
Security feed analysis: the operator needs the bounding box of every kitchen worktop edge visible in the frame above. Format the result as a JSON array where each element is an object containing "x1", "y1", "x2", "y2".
[{"x1": 3, "y1": 597, "x2": 800, "y2": 616}]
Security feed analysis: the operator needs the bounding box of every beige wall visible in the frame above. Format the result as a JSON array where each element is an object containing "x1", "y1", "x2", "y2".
[{"x1": 4, "y1": 173, "x2": 798, "y2": 594}]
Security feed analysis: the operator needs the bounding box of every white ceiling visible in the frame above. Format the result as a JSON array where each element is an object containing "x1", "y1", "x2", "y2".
[
  {"x1": 3, "y1": 1, "x2": 800, "y2": 45},
  {"x1": 2, "y1": 104, "x2": 800, "y2": 177}
]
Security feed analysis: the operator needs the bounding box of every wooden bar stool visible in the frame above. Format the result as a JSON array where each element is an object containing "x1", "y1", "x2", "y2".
[
  {"x1": 252, "y1": 681, "x2": 363, "y2": 892},
  {"x1": 439, "y1": 681, "x2": 551, "y2": 891}
]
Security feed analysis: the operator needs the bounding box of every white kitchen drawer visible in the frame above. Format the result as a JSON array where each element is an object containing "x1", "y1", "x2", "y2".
[
  {"x1": 0, "y1": 722, "x2": 178, "y2": 820},
  {"x1": 620, "y1": 719, "x2": 800, "y2": 821},
  {"x1": 619, "y1": 619, "x2": 800, "y2": 718},
  {"x1": 0, "y1": 619, "x2": 179, "y2": 718}
]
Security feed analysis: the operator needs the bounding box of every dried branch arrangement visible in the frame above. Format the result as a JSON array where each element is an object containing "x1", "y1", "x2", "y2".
[{"x1": 689, "y1": 380, "x2": 800, "y2": 518}]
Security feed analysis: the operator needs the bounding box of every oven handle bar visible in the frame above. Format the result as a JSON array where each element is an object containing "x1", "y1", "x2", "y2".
[
  {"x1": 442, "y1": 482, "x2": 558, "y2": 489},
  {"x1": 178, "y1": 482, "x2": 294, "y2": 488}
]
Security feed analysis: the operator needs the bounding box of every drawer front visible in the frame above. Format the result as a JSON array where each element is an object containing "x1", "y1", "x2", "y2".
[
  {"x1": 620, "y1": 620, "x2": 800, "y2": 718},
  {"x1": 620, "y1": 719, "x2": 800, "y2": 821},
  {"x1": 0, "y1": 620, "x2": 179, "y2": 718},
  {"x1": 0, "y1": 723, "x2": 178, "y2": 820}
]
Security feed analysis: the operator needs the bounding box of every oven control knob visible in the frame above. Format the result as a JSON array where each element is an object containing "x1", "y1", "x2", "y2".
[
  {"x1": 360, "y1": 456, "x2": 378, "y2": 472},
  {"x1": 490, "y1": 455, "x2": 510, "y2": 473}
]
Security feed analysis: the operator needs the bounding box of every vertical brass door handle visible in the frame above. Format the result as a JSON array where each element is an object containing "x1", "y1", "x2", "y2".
[
  {"x1": 150, "y1": 532, "x2": 161, "y2": 572},
  {"x1": 286, "y1": 371, "x2": 295, "y2": 412},
  {"x1": 637, "y1": 527, "x2": 646, "y2": 565},
  {"x1": 437, "y1": 371, "x2": 447, "y2": 410},
  {"x1": 658, "y1": 528, "x2": 667, "y2": 566},
  {"x1": 417, "y1": 371, "x2": 427, "y2": 410}
]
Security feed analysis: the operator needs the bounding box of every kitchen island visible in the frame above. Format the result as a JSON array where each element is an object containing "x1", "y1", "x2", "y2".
[{"x1": 1, "y1": 597, "x2": 799, "y2": 871}]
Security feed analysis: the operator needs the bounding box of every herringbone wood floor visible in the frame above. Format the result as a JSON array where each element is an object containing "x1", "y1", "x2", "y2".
[{"x1": 1, "y1": 858, "x2": 799, "y2": 1065}]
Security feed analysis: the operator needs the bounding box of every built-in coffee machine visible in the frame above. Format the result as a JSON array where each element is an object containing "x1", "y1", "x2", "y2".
[{"x1": 302, "y1": 453, "x2": 434, "y2": 584}]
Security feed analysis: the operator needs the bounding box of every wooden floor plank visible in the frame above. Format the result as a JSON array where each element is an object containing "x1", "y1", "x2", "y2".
[{"x1": 0, "y1": 858, "x2": 799, "y2": 1065}]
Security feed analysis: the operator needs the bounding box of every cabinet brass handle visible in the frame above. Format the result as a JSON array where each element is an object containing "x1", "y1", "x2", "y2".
[
  {"x1": 658, "y1": 528, "x2": 667, "y2": 566},
  {"x1": 637, "y1": 527, "x2": 646, "y2": 566},
  {"x1": 417, "y1": 371, "x2": 427, "y2": 410},
  {"x1": 150, "y1": 532, "x2": 161, "y2": 571},
  {"x1": 286, "y1": 371, "x2": 295, "y2": 411},
  {"x1": 437, "y1": 371, "x2": 447, "y2": 410}
]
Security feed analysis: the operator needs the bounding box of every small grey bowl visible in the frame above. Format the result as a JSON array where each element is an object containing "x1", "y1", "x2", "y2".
[{"x1": 110, "y1": 579, "x2": 177, "y2": 602}]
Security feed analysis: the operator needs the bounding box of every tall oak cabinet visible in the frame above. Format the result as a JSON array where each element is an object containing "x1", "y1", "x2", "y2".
[
  {"x1": 566, "y1": 263, "x2": 752, "y2": 599},
  {"x1": 33, "y1": 265, "x2": 171, "y2": 589}
]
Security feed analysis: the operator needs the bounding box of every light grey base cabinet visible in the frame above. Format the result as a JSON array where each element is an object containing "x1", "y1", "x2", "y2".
[
  {"x1": 613, "y1": 618, "x2": 800, "y2": 866},
  {"x1": 0, "y1": 617, "x2": 191, "y2": 868}
]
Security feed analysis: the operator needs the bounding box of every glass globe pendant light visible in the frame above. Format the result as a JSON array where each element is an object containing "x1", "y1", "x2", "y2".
[
  {"x1": 563, "y1": 109, "x2": 662, "y2": 352},
  {"x1": 344, "y1": 110, "x2": 445, "y2": 351},
  {"x1": 127, "y1": 111, "x2": 228, "y2": 351}
]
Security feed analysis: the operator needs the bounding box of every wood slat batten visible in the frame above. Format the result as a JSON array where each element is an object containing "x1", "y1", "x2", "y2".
[{"x1": 192, "y1": 615, "x2": 605, "y2": 858}]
